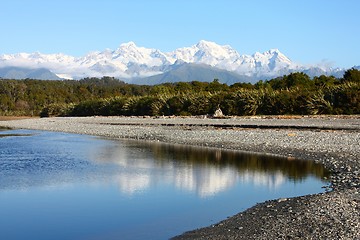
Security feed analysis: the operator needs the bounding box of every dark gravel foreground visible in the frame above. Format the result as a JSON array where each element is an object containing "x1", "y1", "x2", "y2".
[{"x1": 1, "y1": 116, "x2": 359, "y2": 240}]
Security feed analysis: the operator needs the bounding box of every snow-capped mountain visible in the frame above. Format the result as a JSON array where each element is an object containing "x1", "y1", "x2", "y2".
[{"x1": 0, "y1": 40, "x2": 336, "y2": 82}]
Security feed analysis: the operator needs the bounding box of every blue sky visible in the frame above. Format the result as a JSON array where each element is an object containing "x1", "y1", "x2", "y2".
[{"x1": 1, "y1": 0, "x2": 359, "y2": 68}]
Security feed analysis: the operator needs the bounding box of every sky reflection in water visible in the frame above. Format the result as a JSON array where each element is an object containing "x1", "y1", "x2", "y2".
[{"x1": 0, "y1": 129, "x2": 329, "y2": 240}]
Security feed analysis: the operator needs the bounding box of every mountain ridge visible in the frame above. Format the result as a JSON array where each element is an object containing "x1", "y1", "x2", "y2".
[
  {"x1": 0, "y1": 40, "x2": 348, "y2": 82},
  {"x1": 130, "y1": 63, "x2": 253, "y2": 85},
  {"x1": 0, "y1": 67, "x2": 61, "y2": 80}
]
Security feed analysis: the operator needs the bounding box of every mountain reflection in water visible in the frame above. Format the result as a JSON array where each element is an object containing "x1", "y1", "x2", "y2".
[{"x1": 90, "y1": 141, "x2": 329, "y2": 197}]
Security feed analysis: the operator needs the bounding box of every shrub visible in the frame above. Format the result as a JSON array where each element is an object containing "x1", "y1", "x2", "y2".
[{"x1": 40, "y1": 103, "x2": 73, "y2": 117}]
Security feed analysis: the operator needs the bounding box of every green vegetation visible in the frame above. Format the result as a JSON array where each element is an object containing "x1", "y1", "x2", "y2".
[{"x1": 0, "y1": 69, "x2": 359, "y2": 117}]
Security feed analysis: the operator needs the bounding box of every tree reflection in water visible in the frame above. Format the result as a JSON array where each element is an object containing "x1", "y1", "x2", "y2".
[{"x1": 92, "y1": 140, "x2": 330, "y2": 197}]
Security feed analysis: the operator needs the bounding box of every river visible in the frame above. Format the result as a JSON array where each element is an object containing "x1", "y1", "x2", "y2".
[{"x1": 0, "y1": 129, "x2": 329, "y2": 240}]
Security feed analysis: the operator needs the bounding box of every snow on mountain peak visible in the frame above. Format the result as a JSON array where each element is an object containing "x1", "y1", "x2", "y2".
[
  {"x1": 112, "y1": 42, "x2": 172, "y2": 67},
  {"x1": 196, "y1": 40, "x2": 238, "y2": 56},
  {"x1": 119, "y1": 41, "x2": 137, "y2": 48},
  {"x1": 266, "y1": 49, "x2": 292, "y2": 66},
  {"x1": 196, "y1": 40, "x2": 221, "y2": 49},
  {"x1": 267, "y1": 48, "x2": 281, "y2": 54},
  {"x1": 0, "y1": 40, "x2": 299, "y2": 80},
  {"x1": 168, "y1": 40, "x2": 241, "y2": 68}
]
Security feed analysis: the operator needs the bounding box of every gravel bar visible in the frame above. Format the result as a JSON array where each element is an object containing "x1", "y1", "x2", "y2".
[{"x1": 1, "y1": 116, "x2": 359, "y2": 240}]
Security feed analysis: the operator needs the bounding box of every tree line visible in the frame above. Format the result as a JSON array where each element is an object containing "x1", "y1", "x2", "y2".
[{"x1": 0, "y1": 68, "x2": 359, "y2": 117}]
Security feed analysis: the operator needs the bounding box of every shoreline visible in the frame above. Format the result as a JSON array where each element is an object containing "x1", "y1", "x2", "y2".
[{"x1": 1, "y1": 116, "x2": 359, "y2": 239}]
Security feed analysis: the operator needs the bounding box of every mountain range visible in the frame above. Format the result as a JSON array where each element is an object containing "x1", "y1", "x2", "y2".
[
  {"x1": 0, "y1": 40, "x2": 347, "y2": 84},
  {"x1": 0, "y1": 67, "x2": 61, "y2": 80}
]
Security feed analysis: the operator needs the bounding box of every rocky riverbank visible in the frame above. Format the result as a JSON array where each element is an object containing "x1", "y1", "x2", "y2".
[{"x1": 1, "y1": 116, "x2": 359, "y2": 239}]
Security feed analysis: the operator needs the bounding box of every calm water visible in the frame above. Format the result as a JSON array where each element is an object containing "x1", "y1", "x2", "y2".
[{"x1": 0, "y1": 129, "x2": 329, "y2": 240}]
